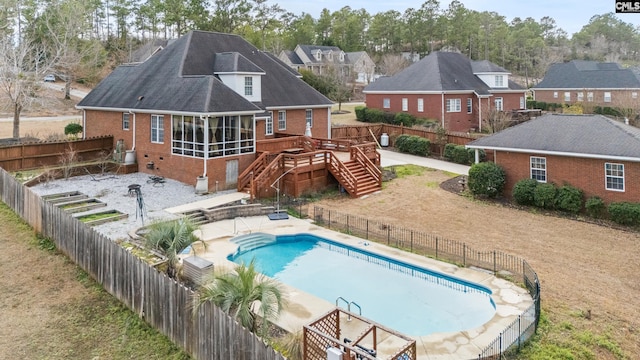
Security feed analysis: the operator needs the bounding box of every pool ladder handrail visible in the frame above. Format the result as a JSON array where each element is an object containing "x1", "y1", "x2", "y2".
[
  {"x1": 233, "y1": 217, "x2": 252, "y2": 234},
  {"x1": 335, "y1": 296, "x2": 362, "y2": 321}
]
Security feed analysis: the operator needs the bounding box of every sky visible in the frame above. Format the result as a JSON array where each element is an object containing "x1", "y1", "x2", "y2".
[{"x1": 274, "y1": 0, "x2": 640, "y2": 36}]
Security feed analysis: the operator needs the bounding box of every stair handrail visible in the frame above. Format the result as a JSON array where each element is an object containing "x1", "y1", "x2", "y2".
[
  {"x1": 351, "y1": 146, "x2": 382, "y2": 187},
  {"x1": 253, "y1": 153, "x2": 285, "y2": 197},
  {"x1": 237, "y1": 151, "x2": 271, "y2": 194},
  {"x1": 326, "y1": 152, "x2": 358, "y2": 195}
]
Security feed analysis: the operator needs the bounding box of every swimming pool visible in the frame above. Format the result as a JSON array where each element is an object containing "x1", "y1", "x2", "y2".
[{"x1": 228, "y1": 233, "x2": 496, "y2": 336}]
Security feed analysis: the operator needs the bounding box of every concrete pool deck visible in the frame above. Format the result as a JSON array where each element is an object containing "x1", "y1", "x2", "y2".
[{"x1": 189, "y1": 215, "x2": 534, "y2": 360}]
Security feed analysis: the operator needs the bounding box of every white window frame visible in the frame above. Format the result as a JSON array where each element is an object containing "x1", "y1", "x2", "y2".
[
  {"x1": 278, "y1": 110, "x2": 286, "y2": 131},
  {"x1": 305, "y1": 109, "x2": 313, "y2": 128},
  {"x1": 587, "y1": 92, "x2": 594, "y2": 102},
  {"x1": 605, "y1": 163, "x2": 624, "y2": 191},
  {"x1": 417, "y1": 98, "x2": 424, "y2": 112},
  {"x1": 495, "y1": 75, "x2": 504, "y2": 87},
  {"x1": 122, "y1": 113, "x2": 130, "y2": 130},
  {"x1": 383, "y1": 98, "x2": 390, "y2": 109},
  {"x1": 494, "y1": 97, "x2": 503, "y2": 111},
  {"x1": 564, "y1": 92, "x2": 570, "y2": 102},
  {"x1": 577, "y1": 92, "x2": 584, "y2": 102},
  {"x1": 151, "y1": 115, "x2": 164, "y2": 144},
  {"x1": 530, "y1": 156, "x2": 547, "y2": 182},
  {"x1": 446, "y1": 99, "x2": 461, "y2": 112},
  {"x1": 266, "y1": 112, "x2": 274, "y2": 135},
  {"x1": 244, "y1": 76, "x2": 253, "y2": 96},
  {"x1": 633, "y1": 92, "x2": 638, "y2": 99},
  {"x1": 553, "y1": 91, "x2": 558, "y2": 99},
  {"x1": 467, "y1": 98, "x2": 473, "y2": 113},
  {"x1": 401, "y1": 98, "x2": 408, "y2": 111},
  {"x1": 604, "y1": 92, "x2": 612, "y2": 102}
]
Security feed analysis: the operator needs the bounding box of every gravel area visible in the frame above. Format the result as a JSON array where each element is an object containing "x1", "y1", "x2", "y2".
[{"x1": 30, "y1": 173, "x2": 236, "y2": 241}]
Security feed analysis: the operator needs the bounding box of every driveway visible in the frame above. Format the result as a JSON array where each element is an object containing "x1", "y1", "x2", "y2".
[{"x1": 379, "y1": 149, "x2": 470, "y2": 175}]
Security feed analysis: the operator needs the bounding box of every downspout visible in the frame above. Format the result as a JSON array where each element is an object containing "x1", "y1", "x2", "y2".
[
  {"x1": 441, "y1": 93, "x2": 445, "y2": 128},
  {"x1": 478, "y1": 98, "x2": 482, "y2": 133},
  {"x1": 82, "y1": 109, "x2": 86, "y2": 139},
  {"x1": 327, "y1": 107, "x2": 332, "y2": 139},
  {"x1": 201, "y1": 115, "x2": 207, "y2": 177},
  {"x1": 129, "y1": 110, "x2": 136, "y2": 150}
]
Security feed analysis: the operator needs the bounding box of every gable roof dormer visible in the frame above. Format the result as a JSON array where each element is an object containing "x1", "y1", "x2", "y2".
[{"x1": 471, "y1": 60, "x2": 510, "y2": 89}]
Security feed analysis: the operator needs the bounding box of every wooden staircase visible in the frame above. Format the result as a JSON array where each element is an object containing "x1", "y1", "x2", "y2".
[{"x1": 238, "y1": 142, "x2": 382, "y2": 199}]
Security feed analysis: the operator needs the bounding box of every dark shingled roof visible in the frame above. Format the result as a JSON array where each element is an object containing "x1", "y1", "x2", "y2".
[
  {"x1": 213, "y1": 52, "x2": 264, "y2": 74},
  {"x1": 78, "y1": 31, "x2": 332, "y2": 114},
  {"x1": 363, "y1": 52, "x2": 523, "y2": 95},
  {"x1": 467, "y1": 113, "x2": 640, "y2": 160},
  {"x1": 533, "y1": 60, "x2": 640, "y2": 89}
]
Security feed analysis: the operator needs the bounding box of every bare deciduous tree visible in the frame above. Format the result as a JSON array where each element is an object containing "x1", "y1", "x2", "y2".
[
  {"x1": 378, "y1": 53, "x2": 410, "y2": 76},
  {"x1": 0, "y1": 36, "x2": 51, "y2": 139}
]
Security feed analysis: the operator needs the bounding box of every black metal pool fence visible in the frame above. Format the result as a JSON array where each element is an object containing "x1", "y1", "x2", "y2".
[{"x1": 312, "y1": 206, "x2": 541, "y2": 359}]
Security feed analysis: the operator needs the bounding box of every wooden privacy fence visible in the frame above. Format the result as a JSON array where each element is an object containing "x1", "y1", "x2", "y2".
[
  {"x1": 0, "y1": 168, "x2": 286, "y2": 360},
  {"x1": 0, "y1": 136, "x2": 114, "y2": 171},
  {"x1": 312, "y1": 205, "x2": 541, "y2": 359},
  {"x1": 332, "y1": 124, "x2": 480, "y2": 157}
]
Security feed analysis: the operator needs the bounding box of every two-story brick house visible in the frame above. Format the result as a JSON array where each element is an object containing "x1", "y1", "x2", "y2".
[
  {"x1": 466, "y1": 113, "x2": 640, "y2": 204},
  {"x1": 77, "y1": 31, "x2": 333, "y2": 192},
  {"x1": 363, "y1": 52, "x2": 526, "y2": 133},
  {"x1": 532, "y1": 60, "x2": 640, "y2": 108}
]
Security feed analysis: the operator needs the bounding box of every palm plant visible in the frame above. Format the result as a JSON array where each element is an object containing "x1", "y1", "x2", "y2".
[
  {"x1": 198, "y1": 259, "x2": 285, "y2": 336},
  {"x1": 144, "y1": 217, "x2": 203, "y2": 279}
]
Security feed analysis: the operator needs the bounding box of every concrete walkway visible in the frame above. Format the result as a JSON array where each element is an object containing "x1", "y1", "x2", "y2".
[{"x1": 378, "y1": 149, "x2": 470, "y2": 175}]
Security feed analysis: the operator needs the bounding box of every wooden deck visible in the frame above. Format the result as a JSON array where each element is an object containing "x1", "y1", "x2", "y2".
[{"x1": 238, "y1": 136, "x2": 381, "y2": 199}]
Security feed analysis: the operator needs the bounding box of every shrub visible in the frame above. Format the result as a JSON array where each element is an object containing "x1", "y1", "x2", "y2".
[
  {"x1": 533, "y1": 183, "x2": 557, "y2": 209},
  {"x1": 354, "y1": 106, "x2": 366, "y2": 121},
  {"x1": 395, "y1": 134, "x2": 430, "y2": 156},
  {"x1": 64, "y1": 123, "x2": 83, "y2": 138},
  {"x1": 556, "y1": 184, "x2": 583, "y2": 213},
  {"x1": 451, "y1": 145, "x2": 469, "y2": 164},
  {"x1": 608, "y1": 202, "x2": 640, "y2": 226},
  {"x1": 365, "y1": 108, "x2": 385, "y2": 123},
  {"x1": 394, "y1": 112, "x2": 415, "y2": 127},
  {"x1": 467, "y1": 148, "x2": 486, "y2": 163},
  {"x1": 443, "y1": 143, "x2": 456, "y2": 161},
  {"x1": 585, "y1": 197, "x2": 605, "y2": 219},
  {"x1": 468, "y1": 162, "x2": 506, "y2": 198},
  {"x1": 512, "y1": 178, "x2": 538, "y2": 206}
]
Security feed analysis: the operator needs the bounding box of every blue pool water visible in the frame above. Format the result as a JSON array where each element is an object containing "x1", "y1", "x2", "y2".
[{"x1": 228, "y1": 233, "x2": 496, "y2": 336}]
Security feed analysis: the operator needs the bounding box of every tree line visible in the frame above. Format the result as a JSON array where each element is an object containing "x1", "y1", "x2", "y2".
[{"x1": 1, "y1": 0, "x2": 640, "y2": 138}]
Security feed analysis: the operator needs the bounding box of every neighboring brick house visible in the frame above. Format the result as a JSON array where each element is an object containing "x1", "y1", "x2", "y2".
[
  {"x1": 466, "y1": 113, "x2": 640, "y2": 204},
  {"x1": 77, "y1": 30, "x2": 333, "y2": 192},
  {"x1": 532, "y1": 60, "x2": 640, "y2": 108},
  {"x1": 363, "y1": 52, "x2": 526, "y2": 133},
  {"x1": 279, "y1": 45, "x2": 376, "y2": 84}
]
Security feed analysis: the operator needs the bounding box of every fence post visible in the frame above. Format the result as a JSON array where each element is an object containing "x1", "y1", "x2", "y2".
[
  {"x1": 387, "y1": 225, "x2": 390, "y2": 245},
  {"x1": 347, "y1": 214, "x2": 349, "y2": 234},
  {"x1": 435, "y1": 237, "x2": 438, "y2": 259},
  {"x1": 518, "y1": 315, "x2": 522, "y2": 350},
  {"x1": 463, "y1": 243, "x2": 466, "y2": 266},
  {"x1": 494, "y1": 250, "x2": 497, "y2": 275},
  {"x1": 410, "y1": 230, "x2": 413, "y2": 252},
  {"x1": 328, "y1": 210, "x2": 331, "y2": 229},
  {"x1": 366, "y1": 220, "x2": 369, "y2": 240}
]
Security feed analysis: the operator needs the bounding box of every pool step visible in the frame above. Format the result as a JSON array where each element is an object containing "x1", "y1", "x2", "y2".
[{"x1": 231, "y1": 232, "x2": 277, "y2": 252}]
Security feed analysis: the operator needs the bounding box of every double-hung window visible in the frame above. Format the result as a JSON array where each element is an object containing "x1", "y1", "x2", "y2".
[
  {"x1": 278, "y1": 110, "x2": 286, "y2": 131},
  {"x1": 417, "y1": 98, "x2": 424, "y2": 112},
  {"x1": 605, "y1": 163, "x2": 624, "y2": 191},
  {"x1": 402, "y1": 98, "x2": 408, "y2": 111},
  {"x1": 494, "y1": 97, "x2": 503, "y2": 111},
  {"x1": 564, "y1": 92, "x2": 570, "y2": 102},
  {"x1": 383, "y1": 98, "x2": 390, "y2": 109},
  {"x1": 446, "y1": 99, "x2": 461, "y2": 112},
  {"x1": 577, "y1": 92, "x2": 584, "y2": 102},
  {"x1": 530, "y1": 156, "x2": 546, "y2": 182},
  {"x1": 604, "y1": 92, "x2": 612, "y2": 102},
  {"x1": 467, "y1": 98, "x2": 473, "y2": 113},
  {"x1": 266, "y1": 112, "x2": 274, "y2": 135},
  {"x1": 151, "y1": 115, "x2": 164, "y2": 143},
  {"x1": 122, "y1": 113, "x2": 130, "y2": 130},
  {"x1": 495, "y1": 75, "x2": 504, "y2": 87},
  {"x1": 305, "y1": 109, "x2": 313, "y2": 128},
  {"x1": 244, "y1": 77, "x2": 253, "y2": 96}
]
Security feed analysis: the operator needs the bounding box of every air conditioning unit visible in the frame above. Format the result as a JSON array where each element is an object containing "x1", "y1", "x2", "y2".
[{"x1": 326, "y1": 346, "x2": 344, "y2": 360}]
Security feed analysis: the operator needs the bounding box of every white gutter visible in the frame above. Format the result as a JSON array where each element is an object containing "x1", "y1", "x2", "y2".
[
  {"x1": 464, "y1": 145, "x2": 640, "y2": 162},
  {"x1": 75, "y1": 106, "x2": 260, "y2": 117}
]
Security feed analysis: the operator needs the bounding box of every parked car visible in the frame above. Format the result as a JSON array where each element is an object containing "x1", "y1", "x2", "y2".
[{"x1": 44, "y1": 74, "x2": 55, "y2": 82}]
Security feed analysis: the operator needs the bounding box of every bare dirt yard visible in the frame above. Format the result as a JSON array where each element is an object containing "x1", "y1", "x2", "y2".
[{"x1": 314, "y1": 168, "x2": 640, "y2": 358}]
